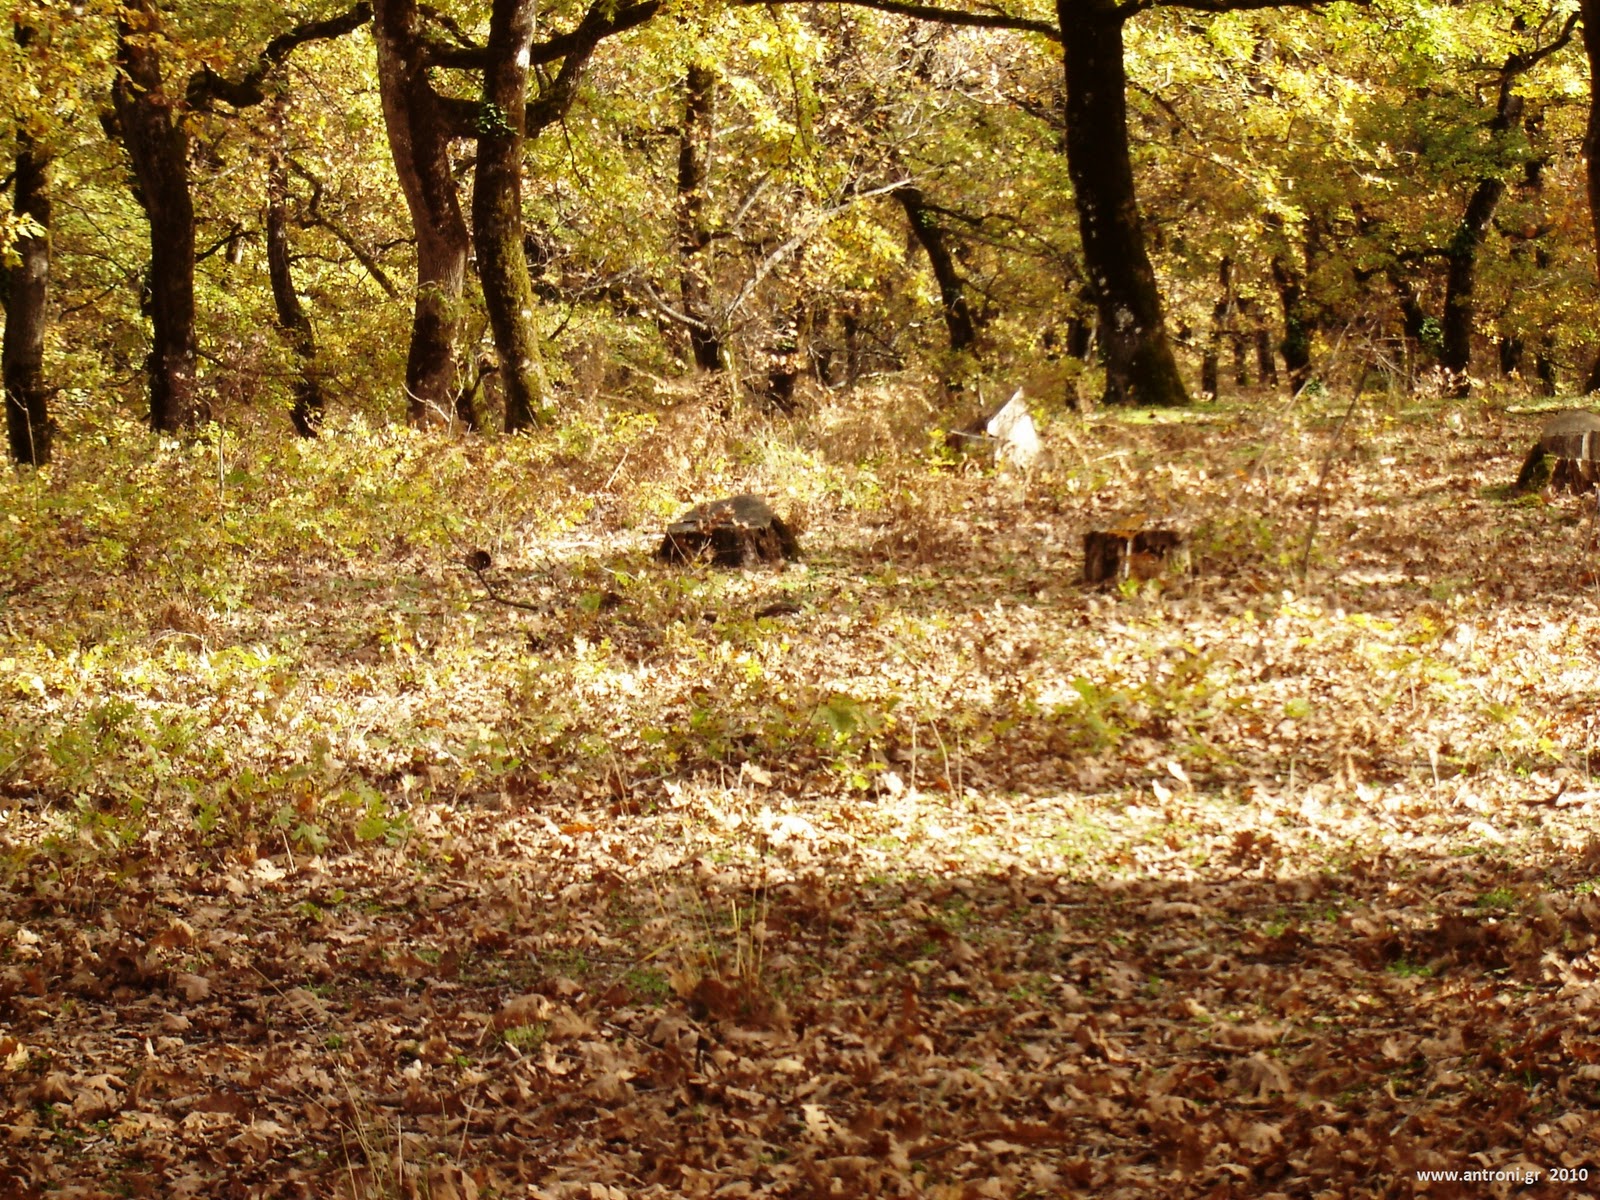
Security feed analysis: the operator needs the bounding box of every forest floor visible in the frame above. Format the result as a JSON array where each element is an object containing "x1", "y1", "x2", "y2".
[{"x1": 4, "y1": 385, "x2": 1600, "y2": 1198}]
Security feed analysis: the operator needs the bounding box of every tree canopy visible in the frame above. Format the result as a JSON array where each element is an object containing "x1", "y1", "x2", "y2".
[{"x1": 1, "y1": 0, "x2": 1595, "y2": 444}]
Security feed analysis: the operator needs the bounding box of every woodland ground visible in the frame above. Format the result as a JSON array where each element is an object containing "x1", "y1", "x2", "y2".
[{"x1": 4, "y1": 382, "x2": 1600, "y2": 1198}]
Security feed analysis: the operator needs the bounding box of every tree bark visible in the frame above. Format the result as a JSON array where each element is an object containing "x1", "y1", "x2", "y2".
[
  {"x1": 373, "y1": 0, "x2": 471, "y2": 425},
  {"x1": 1236, "y1": 297, "x2": 1278, "y2": 387},
  {"x1": 1438, "y1": 171, "x2": 1507, "y2": 396},
  {"x1": 1572, "y1": 1, "x2": 1600, "y2": 389},
  {"x1": 475, "y1": 0, "x2": 547, "y2": 431},
  {"x1": 1201, "y1": 258, "x2": 1234, "y2": 401},
  {"x1": 893, "y1": 184, "x2": 977, "y2": 355},
  {"x1": 1271, "y1": 253, "x2": 1315, "y2": 391},
  {"x1": 113, "y1": 0, "x2": 201, "y2": 433},
  {"x1": 1440, "y1": 58, "x2": 1537, "y2": 396},
  {"x1": 678, "y1": 64, "x2": 723, "y2": 371},
  {"x1": 1057, "y1": 0, "x2": 1188, "y2": 406},
  {"x1": 266, "y1": 104, "x2": 326, "y2": 438},
  {"x1": 3, "y1": 130, "x2": 51, "y2": 466}
]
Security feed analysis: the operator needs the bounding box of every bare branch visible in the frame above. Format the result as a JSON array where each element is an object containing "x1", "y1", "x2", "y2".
[
  {"x1": 286, "y1": 158, "x2": 402, "y2": 298},
  {"x1": 722, "y1": 178, "x2": 911, "y2": 323},
  {"x1": 744, "y1": 0, "x2": 1059, "y2": 41}
]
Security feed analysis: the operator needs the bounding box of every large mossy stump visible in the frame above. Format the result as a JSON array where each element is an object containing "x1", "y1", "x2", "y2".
[
  {"x1": 657, "y1": 495, "x2": 801, "y2": 568},
  {"x1": 1514, "y1": 410, "x2": 1600, "y2": 495}
]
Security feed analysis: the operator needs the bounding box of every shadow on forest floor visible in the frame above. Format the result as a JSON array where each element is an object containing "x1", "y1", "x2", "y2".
[{"x1": 5, "y1": 397, "x2": 1600, "y2": 1194}]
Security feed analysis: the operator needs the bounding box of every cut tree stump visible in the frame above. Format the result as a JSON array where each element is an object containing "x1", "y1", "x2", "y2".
[
  {"x1": 657, "y1": 495, "x2": 801, "y2": 568},
  {"x1": 1083, "y1": 529, "x2": 1183, "y2": 585},
  {"x1": 1514, "y1": 410, "x2": 1600, "y2": 494}
]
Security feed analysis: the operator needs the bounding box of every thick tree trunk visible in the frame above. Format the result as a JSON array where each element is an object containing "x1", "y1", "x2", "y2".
[
  {"x1": 1575, "y1": 2, "x2": 1600, "y2": 389},
  {"x1": 1057, "y1": 0, "x2": 1188, "y2": 406},
  {"x1": 3, "y1": 131, "x2": 51, "y2": 466},
  {"x1": 114, "y1": 0, "x2": 201, "y2": 433},
  {"x1": 1438, "y1": 176, "x2": 1505, "y2": 396},
  {"x1": 266, "y1": 108, "x2": 326, "y2": 438},
  {"x1": 893, "y1": 184, "x2": 977, "y2": 355},
  {"x1": 373, "y1": 0, "x2": 470, "y2": 425},
  {"x1": 677, "y1": 64, "x2": 723, "y2": 371},
  {"x1": 475, "y1": 0, "x2": 547, "y2": 431}
]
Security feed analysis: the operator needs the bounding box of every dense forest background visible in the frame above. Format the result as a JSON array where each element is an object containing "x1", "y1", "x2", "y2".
[{"x1": 4, "y1": 0, "x2": 1600, "y2": 447}]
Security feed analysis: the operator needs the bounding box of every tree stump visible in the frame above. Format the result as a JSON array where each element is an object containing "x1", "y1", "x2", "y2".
[
  {"x1": 1083, "y1": 529, "x2": 1183, "y2": 585},
  {"x1": 657, "y1": 495, "x2": 801, "y2": 567},
  {"x1": 1514, "y1": 410, "x2": 1600, "y2": 494}
]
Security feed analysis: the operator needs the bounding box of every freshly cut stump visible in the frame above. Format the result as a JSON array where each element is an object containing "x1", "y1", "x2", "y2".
[
  {"x1": 657, "y1": 495, "x2": 801, "y2": 568},
  {"x1": 1083, "y1": 529, "x2": 1183, "y2": 585}
]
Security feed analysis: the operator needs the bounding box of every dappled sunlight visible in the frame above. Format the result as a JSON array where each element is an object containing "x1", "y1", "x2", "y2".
[{"x1": 7, "y1": 395, "x2": 1600, "y2": 1193}]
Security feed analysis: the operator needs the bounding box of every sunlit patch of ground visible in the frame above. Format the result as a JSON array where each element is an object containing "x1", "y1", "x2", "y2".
[{"x1": 4, "y1": 392, "x2": 1600, "y2": 1195}]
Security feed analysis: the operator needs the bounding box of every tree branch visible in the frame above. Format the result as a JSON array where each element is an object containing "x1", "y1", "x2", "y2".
[
  {"x1": 433, "y1": 0, "x2": 662, "y2": 138},
  {"x1": 1503, "y1": 10, "x2": 1579, "y2": 77},
  {"x1": 425, "y1": 0, "x2": 661, "y2": 70},
  {"x1": 743, "y1": 0, "x2": 1060, "y2": 41},
  {"x1": 1132, "y1": 0, "x2": 1364, "y2": 12},
  {"x1": 723, "y1": 178, "x2": 911, "y2": 323},
  {"x1": 187, "y1": 3, "x2": 374, "y2": 111},
  {"x1": 286, "y1": 157, "x2": 401, "y2": 298}
]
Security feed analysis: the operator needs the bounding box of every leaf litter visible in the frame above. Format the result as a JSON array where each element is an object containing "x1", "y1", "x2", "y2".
[{"x1": 2, "y1": 397, "x2": 1600, "y2": 1196}]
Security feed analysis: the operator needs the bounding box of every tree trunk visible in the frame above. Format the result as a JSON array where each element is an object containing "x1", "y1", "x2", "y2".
[
  {"x1": 475, "y1": 0, "x2": 547, "y2": 431},
  {"x1": 1440, "y1": 79, "x2": 1525, "y2": 397},
  {"x1": 1057, "y1": 0, "x2": 1188, "y2": 406},
  {"x1": 1387, "y1": 266, "x2": 1435, "y2": 388},
  {"x1": 1201, "y1": 258, "x2": 1234, "y2": 401},
  {"x1": 842, "y1": 304, "x2": 862, "y2": 388},
  {"x1": 1498, "y1": 335, "x2": 1524, "y2": 376},
  {"x1": 373, "y1": 0, "x2": 470, "y2": 425},
  {"x1": 1239, "y1": 297, "x2": 1278, "y2": 387},
  {"x1": 1389, "y1": 269, "x2": 1431, "y2": 355},
  {"x1": 1440, "y1": 175, "x2": 1508, "y2": 396},
  {"x1": 3, "y1": 131, "x2": 51, "y2": 466},
  {"x1": 1271, "y1": 253, "x2": 1315, "y2": 391},
  {"x1": 266, "y1": 106, "x2": 326, "y2": 438},
  {"x1": 1230, "y1": 314, "x2": 1248, "y2": 387},
  {"x1": 113, "y1": 0, "x2": 201, "y2": 433},
  {"x1": 893, "y1": 184, "x2": 977, "y2": 354},
  {"x1": 678, "y1": 64, "x2": 723, "y2": 371},
  {"x1": 1577, "y1": 1, "x2": 1600, "y2": 390}
]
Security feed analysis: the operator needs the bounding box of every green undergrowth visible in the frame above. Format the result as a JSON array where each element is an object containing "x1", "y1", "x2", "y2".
[{"x1": 0, "y1": 391, "x2": 1585, "y2": 871}]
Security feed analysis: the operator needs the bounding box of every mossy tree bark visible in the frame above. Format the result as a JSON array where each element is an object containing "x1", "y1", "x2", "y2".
[
  {"x1": 113, "y1": 0, "x2": 201, "y2": 433},
  {"x1": 373, "y1": 0, "x2": 471, "y2": 425},
  {"x1": 475, "y1": 0, "x2": 547, "y2": 432}
]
